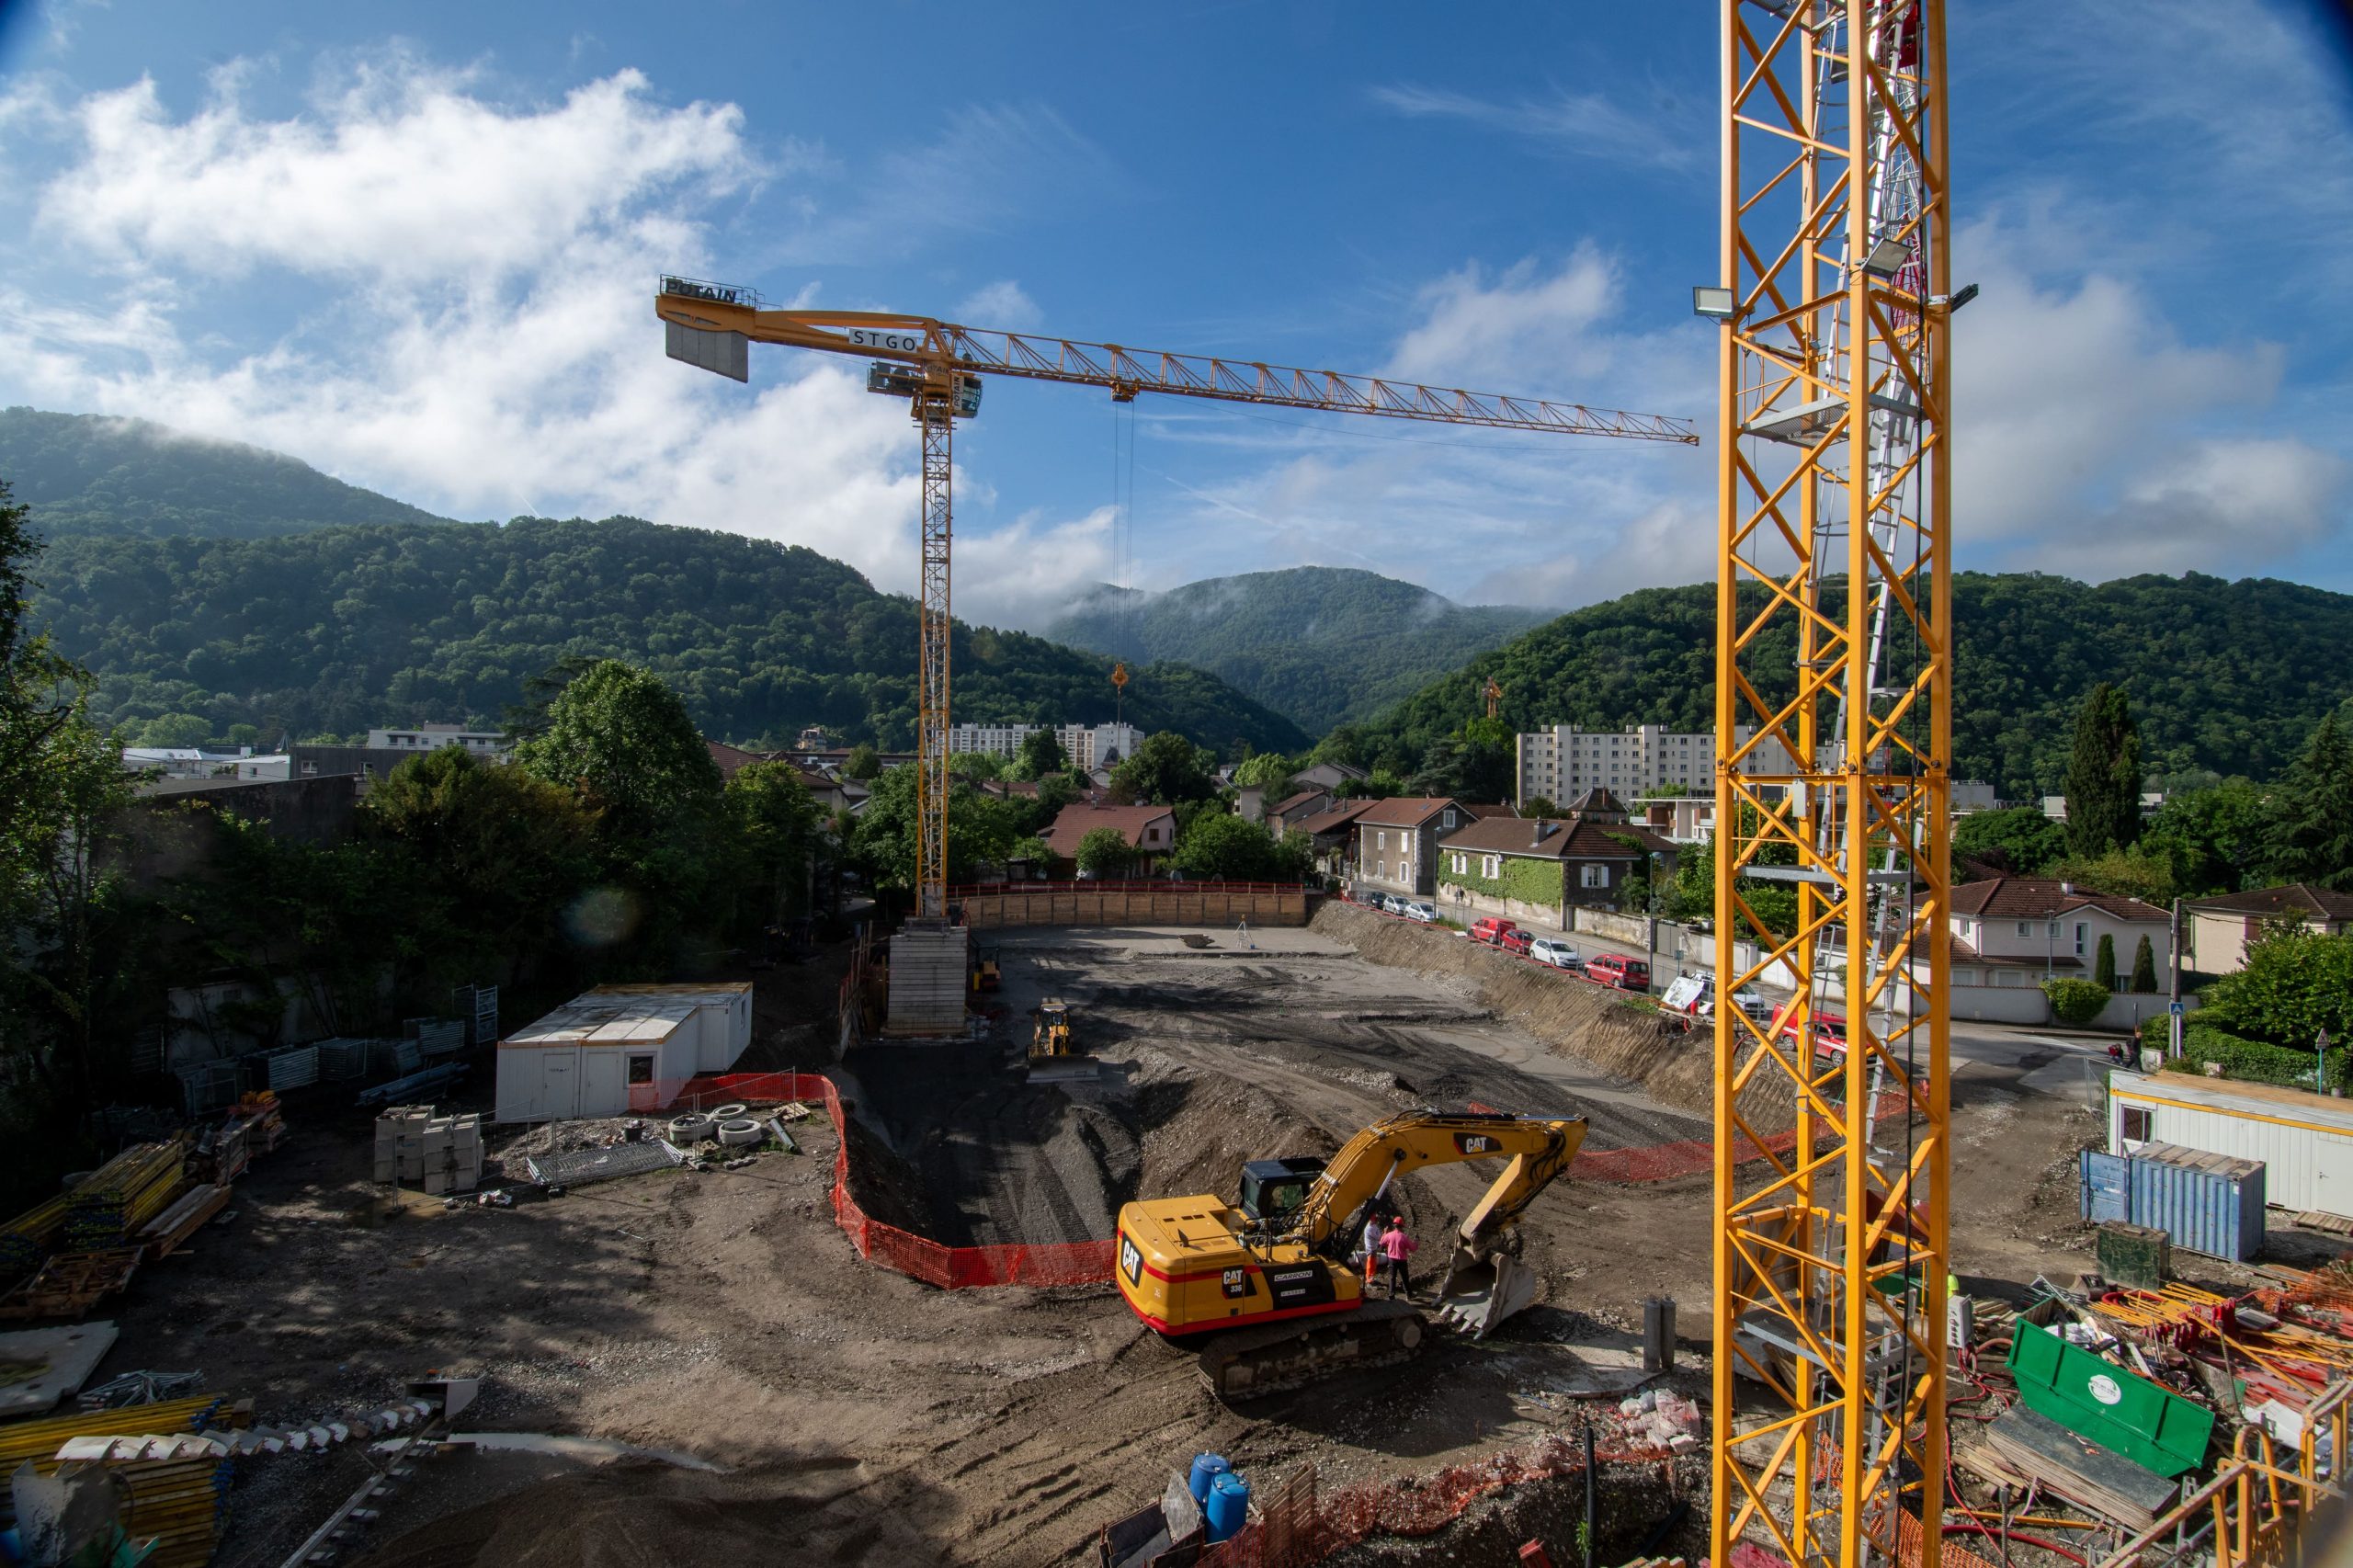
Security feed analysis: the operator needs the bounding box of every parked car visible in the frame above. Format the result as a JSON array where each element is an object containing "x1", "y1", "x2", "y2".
[
  {"x1": 1469, "y1": 916, "x2": 1516, "y2": 946},
  {"x1": 1402, "y1": 901, "x2": 1437, "y2": 924},
  {"x1": 1499, "y1": 927, "x2": 1534, "y2": 956},
  {"x1": 1770, "y1": 1000, "x2": 1847, "y2": 1060},
  {"x1": 1528, "y1": 937, "x2": 1581, "y2": 970},
  {"x1": 1585, "y1": 953, "x2": 1652, "y2": 992},
  {"x1": 1374, "y1": 892, "x2": 1403, "y2": 914}
]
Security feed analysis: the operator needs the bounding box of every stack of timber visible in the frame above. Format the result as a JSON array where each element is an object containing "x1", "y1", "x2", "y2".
[
  {"x1": 136, "y1": 1184, "x2": 233, "y2": 1260},
  {"x1": 0, "y1": 1248, "x2": 143, "y2": 1322},
  {"x1": 62, "y1": 1142, "x2": 190, "y2": 1254}
]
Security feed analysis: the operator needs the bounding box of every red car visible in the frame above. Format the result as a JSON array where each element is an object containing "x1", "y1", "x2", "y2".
[
  {"x1": 1585, "y1": 954, "x2": 1652, "y2": 992},
  {"x1": 1499, "y1": 928, "x2": 1534, "y2": 956},
  {"x1": 1468, "y1": 916, "x2": 1517, "y2": 946}
]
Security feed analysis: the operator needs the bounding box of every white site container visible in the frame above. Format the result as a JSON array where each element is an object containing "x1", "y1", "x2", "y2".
[
  {"x1": 2109, "y1": 1070, "x2": 2353, "y2": 1218},
  {"x1": 494, "y1": 982, "x2": 756, "y2": 1122}
]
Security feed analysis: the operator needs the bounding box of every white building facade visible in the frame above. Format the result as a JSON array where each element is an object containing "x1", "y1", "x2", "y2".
[
  {"x1": 1516, "y1": 723, "x2": 1794, "y2": 806},
  {"x1": 948, "y1": 722, "x2": 1138, "y2": 770},
  {"x1": 366, "y1": 724, "x2": 508, "y2": 757}
]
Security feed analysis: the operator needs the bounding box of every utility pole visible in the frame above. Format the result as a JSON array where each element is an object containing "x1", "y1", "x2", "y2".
[{"x1": 2167, "y1": 896, "x2": 2184, "y2": 1061}]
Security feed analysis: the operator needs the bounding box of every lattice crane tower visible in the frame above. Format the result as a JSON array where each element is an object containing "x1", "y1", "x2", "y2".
[{"x1": 1706, "y1": 2, "x2": 1955, "y2": 1564}]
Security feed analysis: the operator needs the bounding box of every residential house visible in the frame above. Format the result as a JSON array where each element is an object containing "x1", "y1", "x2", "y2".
[
  {"x1": 1931, "y1": 877, "x2": 2172, "y2": 1025},
  {"x1": 1291, "y1": 800, "x2": 1376, "y2": 879},
  {"x1": 1634, "y1": 794, "x2": 1717, "y2": 846},
  {"x1": 1460, "y1": 801, "x2": 1519, "y2": 821},
  {"x1": 293, "y1": 723, "x2": 510, "y2": 792},
  {"x1": 1233, "y1": 786, "x2": 1267, "y2": 825},
  {"x1": 1435, "y1": 809, "x2": 1675, "y2": 930},
  {"x1": 1263, "y1": 788, "x2": 1335, "y2": 832},
  {"x1": 1292, "y1": 761, "x2": 1370, "y2": 794},
  {"x1": 1041, "y1": 802, "x2": 1177, "y2": 875},
  {"x1": 2183, "y1": 885, "x2": 2353, "y2": 977},
  {"x1": 1351, "y1": 797, "x2": 1468, "y2": 899},
  {"x1": 366, "y1": 724, "x2": 508, "y2": 758}
]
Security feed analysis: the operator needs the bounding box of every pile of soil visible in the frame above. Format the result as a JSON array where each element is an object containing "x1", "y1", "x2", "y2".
[
  {"x1": 1129, "y1": 1048, "x2": 1339, "y2": 1200},
  {"x1": 1313, "y1": 903, "x2": 1791, "y2": 1132}
]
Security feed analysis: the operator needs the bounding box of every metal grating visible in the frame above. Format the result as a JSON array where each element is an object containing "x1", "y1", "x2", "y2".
[{"x1": 522, "y1": 1139, "x2": 685, "y2": 1188}]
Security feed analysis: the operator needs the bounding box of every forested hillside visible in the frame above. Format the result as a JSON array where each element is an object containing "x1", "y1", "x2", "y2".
[
  {"x1": 1343, "y1": 574, "x2": 2353, "y2": 798},
  {"x1": 1047, "y1": 565, "x2": 1544, "y2": 732},
  {"x1": 1, "y1": 407, "x2": 457, "y2": 540},
  {"x1": 28, "y1": 517, "x2": 1309, "y2": 754}
]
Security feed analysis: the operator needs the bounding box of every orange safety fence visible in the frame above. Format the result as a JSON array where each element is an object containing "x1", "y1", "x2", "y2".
[{"x1": 657, "y1": 1070, "x2": 1116, "y2": 1290}]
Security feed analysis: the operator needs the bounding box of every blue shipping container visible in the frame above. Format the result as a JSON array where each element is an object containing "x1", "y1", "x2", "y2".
[{"x1": 2080, "y1": 1142, "x2": 2265, "y2": 1262}]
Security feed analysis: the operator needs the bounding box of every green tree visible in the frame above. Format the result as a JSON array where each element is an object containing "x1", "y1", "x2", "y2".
[
  {"x1": 137, "y1": 712, "x2": 213, "y2": 748},
  {"x1": 842, "y1": 743, "x2": 882, "y2": 781},
  {"x1": 1074, "y1": 826, "x2": 1134, "y2": 878},
  {"x1": 2093, "y1": 931, "x2": 2118, "y2": 990},
  {"x1": 1232, "y1": 750, "x2": 1297, "y2": 793},
  {"x1": 1108, "y1": 731, "x2": 1218, "y2": 807},
  {"x1": 2203, "y1": 928, "x2": 2353, "y2": 1050},
  {"x1": 1027, "y1": 773, "x2": 1082, "y2": 834},
  {"x1": 515, "y1": 661, "x2": 722, "y2": 833},
  {"x1": 2267, "y1": 712, "x2": 2353, "y2": 890},
  {"x1": 1521, "y1": 796, "x2": 1558, "y2": 818},
  {"x1": 2131, "y1": 933, "x2": 2157, "y2": 994},
  {"x1": 362, "y1": 747, "x2": 595, "y2": 985},
  {"x1": 226, "y1": 722, "x2": 261, "y2": 748},
  {"x1": 2063, "y1": 683, "x2": 2142, "y2": 858},
  {"x1": 1173, "y1": 812, "x2": 1280, "y2": 880},
  {"x1": 2143, "y1": 780, "x2": 2269, "y2": 897},
  {"x1": 725, "y1": 760, "x2": 822, "y2": 928},
  {"x1": 1952, "y1": 806, "x2": 2066, "y2": 876},
  {"x1": 1013, "y1": 727, "x2": 1067, "y2": 780},
  {"x1": 1669, "y1": 801, "x2": 1799, "y2": 938},
  {"x1": 949, "y1": 749, "x2": 1005, "y2": 784},
  {"x1": 849, "y1": 767, "x2": 1024, "y2": 891},
  {"x1": 1010, "y1": 835, "x2": 1051, "y2": 865},
  {"x1": 2052, "y1": 844, "x2": 2174, "y2": 904},
  {"x1": 2041, "y1": 977, "x2": 2109, "y2": 1027}
]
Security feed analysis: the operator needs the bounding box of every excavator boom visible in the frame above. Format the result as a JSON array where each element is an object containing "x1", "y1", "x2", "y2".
[{"x1": 1115, "y1": 1109, "x2": 1586, "y2": 1397}]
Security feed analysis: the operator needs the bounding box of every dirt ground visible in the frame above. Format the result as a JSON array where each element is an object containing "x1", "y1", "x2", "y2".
[{"x1": 80, "y1": 915, "x2": 2111, "y2": 1567}]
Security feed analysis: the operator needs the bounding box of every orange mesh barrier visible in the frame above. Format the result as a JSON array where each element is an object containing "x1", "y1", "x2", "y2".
[{"x1": 654, "y1": 1072, "x2": 1117, "y2": 1290}]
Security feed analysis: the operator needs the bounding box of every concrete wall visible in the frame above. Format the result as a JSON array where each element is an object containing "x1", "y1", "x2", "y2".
[
  {"x1": 961, "y1": 885, "x2": 1309, "y2": 928},
  {"x1": 1573, "y1": 907, "x2": 1650, "y2": 948},
  {"x1": 1435, "y1": 882, "x2": 1565, "y2": 934}
]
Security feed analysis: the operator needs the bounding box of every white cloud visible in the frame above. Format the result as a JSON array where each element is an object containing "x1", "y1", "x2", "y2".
[
  {"x1": 0, "y1": 53, "x2": 1126, "y2": 620},
  {"x1": 1369, "y1": 81, "x2": 1699, "y2": 171},
  {"x1": 953, "y1": 279, "x2": 1040, "y2": 330}
]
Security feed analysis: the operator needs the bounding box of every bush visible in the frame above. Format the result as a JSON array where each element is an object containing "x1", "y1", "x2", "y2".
[
  {"x1": 2155, "y1": 1019, "x2": 2348, "y2": 1091},
  {"x1": 2041, "y1": 977, "x2": 2110, "y2": 1027},
  {"x1": 2131, "y1": 934, "x2": 2157, "y2": 994},
  {"x1": 2094, "y1": 932, "x2": 2118, "y2": 991}
]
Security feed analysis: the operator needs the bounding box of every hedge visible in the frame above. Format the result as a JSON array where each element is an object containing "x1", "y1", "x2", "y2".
[
  {"x1": 2145, "y1": 1017, "x2": 2349, "y2": 1092},
  {"x1": 2041, "y1": 977, "x2": 2109, "y2": 1027}
]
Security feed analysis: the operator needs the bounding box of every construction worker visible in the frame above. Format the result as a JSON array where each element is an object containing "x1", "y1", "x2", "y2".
[
  {"x1": 1358, "y1": 1213, "x2": 1387, "y2": 1290},
  {"x1": 1380, "y1": 1214, "x2": 1417, "y2": 1298}
]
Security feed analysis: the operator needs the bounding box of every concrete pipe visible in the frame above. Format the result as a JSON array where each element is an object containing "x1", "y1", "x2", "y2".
[
  {"x1": 667, "y1": 1115, "x2": 713, "y2": 1143},
  {"x1": 709, "y1": 1103, "x2": 749, "y2": 1120},
  {"x1": 716, "y1": 1119, "x2": 764, "y2": 1147}
]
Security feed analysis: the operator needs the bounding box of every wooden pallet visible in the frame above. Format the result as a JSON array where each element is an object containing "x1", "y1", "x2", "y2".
[{"x1": 0, "y1": 1247, "x2": 142, "y2": 1322}]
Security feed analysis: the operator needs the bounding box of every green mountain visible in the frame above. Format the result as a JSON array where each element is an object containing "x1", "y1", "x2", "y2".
[
  {"x1": 1, "y1": 406, "x2": 458, "y2": 539},
  {"x1": 29, "y1": 517, "x2": 1310, "y2": 755},
  {"x1": 1347, "y1": 574, "x2": 2353, "y2": 799},
  {"x1": 1045, "y1": 565, "x2": 1546, "y2": 733}
]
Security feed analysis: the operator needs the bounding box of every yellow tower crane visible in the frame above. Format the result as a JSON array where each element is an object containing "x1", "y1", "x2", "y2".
[
  {"x1": 656, "y1": 284, "x2": 1696, "y2": 927},
  {"x1": 1705, "y1": 2, "x2": 1955, "y2": 1565}
]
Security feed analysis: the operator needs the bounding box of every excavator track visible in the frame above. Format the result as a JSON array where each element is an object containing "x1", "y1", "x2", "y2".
[{"x1": 1195, "y1": 1299, "x2": 1427, "y2": 1401}]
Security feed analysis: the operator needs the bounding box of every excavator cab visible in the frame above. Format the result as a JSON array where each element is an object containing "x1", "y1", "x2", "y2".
[{"x1": 1236, "y1": 1157, "x2": 1324, "y2": 1226}]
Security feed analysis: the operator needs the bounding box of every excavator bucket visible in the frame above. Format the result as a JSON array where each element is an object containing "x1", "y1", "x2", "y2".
[{"x1": 1434, "y1": 1247, "x2": 1542, "y2": 1338}]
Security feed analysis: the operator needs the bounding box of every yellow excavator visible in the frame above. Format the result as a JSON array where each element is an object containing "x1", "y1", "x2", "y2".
[{"x1": 1113, "y1": 1109, "x2": 1586, "y2": 1397}]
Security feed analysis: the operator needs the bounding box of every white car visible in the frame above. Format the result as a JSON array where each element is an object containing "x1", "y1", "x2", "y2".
[
  {"x1": 1528, "y1": 937, "x2": 1581, "y2": 971},
  {"x1": 1402, "y1": 900, "x2": 1437, "y2": 924}
]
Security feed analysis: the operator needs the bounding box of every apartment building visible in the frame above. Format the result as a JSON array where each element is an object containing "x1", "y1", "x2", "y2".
[
  {"x1": 1515, "y1": 722, "x2": 1793, "y2": 806},
  {"x1": 947, "y1": 722, "x2": 1139, "y2": 770}
]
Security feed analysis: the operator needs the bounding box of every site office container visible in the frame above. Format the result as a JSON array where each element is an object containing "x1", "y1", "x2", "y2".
[
  {"x1": 494, "y1": 983, "x2": 756, "y2": 1121},
  {"x1": 2108, "y1": 1069, "x2": 2353, "y2": 1218},
  {"x1": 2080, "y1": 1142, "x2": 2266, "y2": 1262}
]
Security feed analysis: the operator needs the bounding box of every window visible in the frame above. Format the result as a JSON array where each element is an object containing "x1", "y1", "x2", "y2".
[
  {"x1": 1377, "y1": 862, "x2": 1387, "y2": 880},
  {"x1": 2048, "y1": 920, "x2": 2063, "y2": 937},
  {"x1": 1580, "y1": 864, "x2": 1608, "y2": 889},
  {"x1": 627, "y1": 1055, "x2": 654, "y2": 1085},
  {"x1": 1483, "y1": 855, "x2": 1501, "y2": 879},
  {"x1": 301, "y1": 762, "x2": 318, "y2": 776},
  {"x1": 1443, "y1": 811, "x2": 1457, "y2": 828},
  {"x1": 2075, "y1": 922, "x2": 2087, "y2": 957},
  {"x1": 2016, "y1": 922, "x2": 2030, "y2": 937},
  {"x1": 2121, "y1": 1107, "x2": 2153, "y2": 1142}
]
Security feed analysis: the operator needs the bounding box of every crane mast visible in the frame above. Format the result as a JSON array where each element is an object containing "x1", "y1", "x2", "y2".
[
  {"x1": 657, "y1": 288, "x2": 1696, "y2": 936},
  {"x1": 1711, "y1": 3, "x2": 1952, "y2": 1566}
]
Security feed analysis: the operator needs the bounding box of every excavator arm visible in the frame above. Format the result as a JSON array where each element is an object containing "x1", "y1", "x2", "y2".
[{"x1": 1293, "y1": 1111, "x2": 1586, "y2": 1255}]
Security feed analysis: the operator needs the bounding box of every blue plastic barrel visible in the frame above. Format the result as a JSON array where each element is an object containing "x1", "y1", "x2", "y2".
[
  {"x1": 1188, "y1": 1453, "x2": 1229, "y2": 1506},
  {"x1": 1206, "y1": 1471, "x2": 1250, "y2": 1542}
]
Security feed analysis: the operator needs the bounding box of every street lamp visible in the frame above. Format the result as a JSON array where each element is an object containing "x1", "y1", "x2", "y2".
[{"x1": 2320, "y1": 1027, "x2": 2336, "y2": 1096}]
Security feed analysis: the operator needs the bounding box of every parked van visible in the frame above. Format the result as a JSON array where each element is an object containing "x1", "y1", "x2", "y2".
[
  {"x1": 1528, "y1": 937, "x2": 1581, "y2": 971},
  {"x1": 1585, "y1": 954, "x2": 1651, "y2": 992},
  {"x1": 1469, "y1": 916, "x2": 1517, "y2": 946}
]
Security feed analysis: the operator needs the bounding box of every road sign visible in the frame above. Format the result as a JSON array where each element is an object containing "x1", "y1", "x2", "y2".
[{"x1": 2168, "y1": 1002, "x2": 2185, "y2": 1017}]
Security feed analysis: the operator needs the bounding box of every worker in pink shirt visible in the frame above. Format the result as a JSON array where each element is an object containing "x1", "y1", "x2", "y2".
[{"x1": 1379, "y1": 1213, "x2": 1416, "y2": 1298}]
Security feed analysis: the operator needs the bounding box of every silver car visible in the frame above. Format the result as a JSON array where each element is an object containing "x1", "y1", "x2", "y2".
[
  {"x1": 1402, "y1": 900, "x2": 1437, "y2": 924},
  {"x1": 1528, "y1": 937, "x2": 1581, "y2": 970}
]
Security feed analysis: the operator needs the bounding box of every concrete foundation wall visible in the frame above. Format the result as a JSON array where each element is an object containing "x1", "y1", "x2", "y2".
[
  {"x1": 1573, "y1": 907, "x2": 1651, "y2": 948},
  {"x1": 961, "y1": 886, "x2": 1309, "y2": 928}
]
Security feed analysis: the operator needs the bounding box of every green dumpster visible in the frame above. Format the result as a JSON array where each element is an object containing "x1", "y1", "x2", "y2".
[{"x1": 2006, "y1": 1322, "x2": 2213, "y2": 1478}]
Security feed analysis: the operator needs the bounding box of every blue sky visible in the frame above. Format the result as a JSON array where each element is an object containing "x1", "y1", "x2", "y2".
[{"x1": 1, "y1": 0, "x2": 2347, "y2": 628}]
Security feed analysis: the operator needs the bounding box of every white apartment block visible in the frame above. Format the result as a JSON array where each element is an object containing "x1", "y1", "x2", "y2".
[
  {"x1": 948, "y1": 722, "x2": 1139, "y2": 771},
  {"x1": 1515, "y1": 722, "x2": 1793, "y2": 805},
  {"x1": 367, "y1": 724, "x2": 508, "y2": 756}
]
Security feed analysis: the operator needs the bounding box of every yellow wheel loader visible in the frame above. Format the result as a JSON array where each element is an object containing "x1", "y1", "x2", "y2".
[{"x1": 1113, "y1": 1109, "x2": 1586, "y2": 1397}]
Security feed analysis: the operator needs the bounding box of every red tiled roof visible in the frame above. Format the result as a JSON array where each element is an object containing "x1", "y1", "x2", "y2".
[
  {"x1": 1293, "y1": 801, "x2": 1379, "y2": 837},
  {"x1": 1461, "y1": 801, "x2": 1518, "y2": 820},
  {"x1": 1353, "y1": 796, "x2": 1462, "y2": 828},
  {"x1": 1041, "y1": 802, "x2": 1176, "y2": 858},
  {"x1": 1438, "y1": 817, "x2": 1672, "y2": 859},
  {"x1": 707, "y1": 740, "x2": 769, "y2": 778},
  {"x1": 1269, "y1": 789, "x2": 1329, "y2": 817},
  {"x1": 2185, "y1": 884, "x2": 2353, "y2": 921},
  {"x1": 1949, "y1": 877, "x2": 2166, "y2": 923}
]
